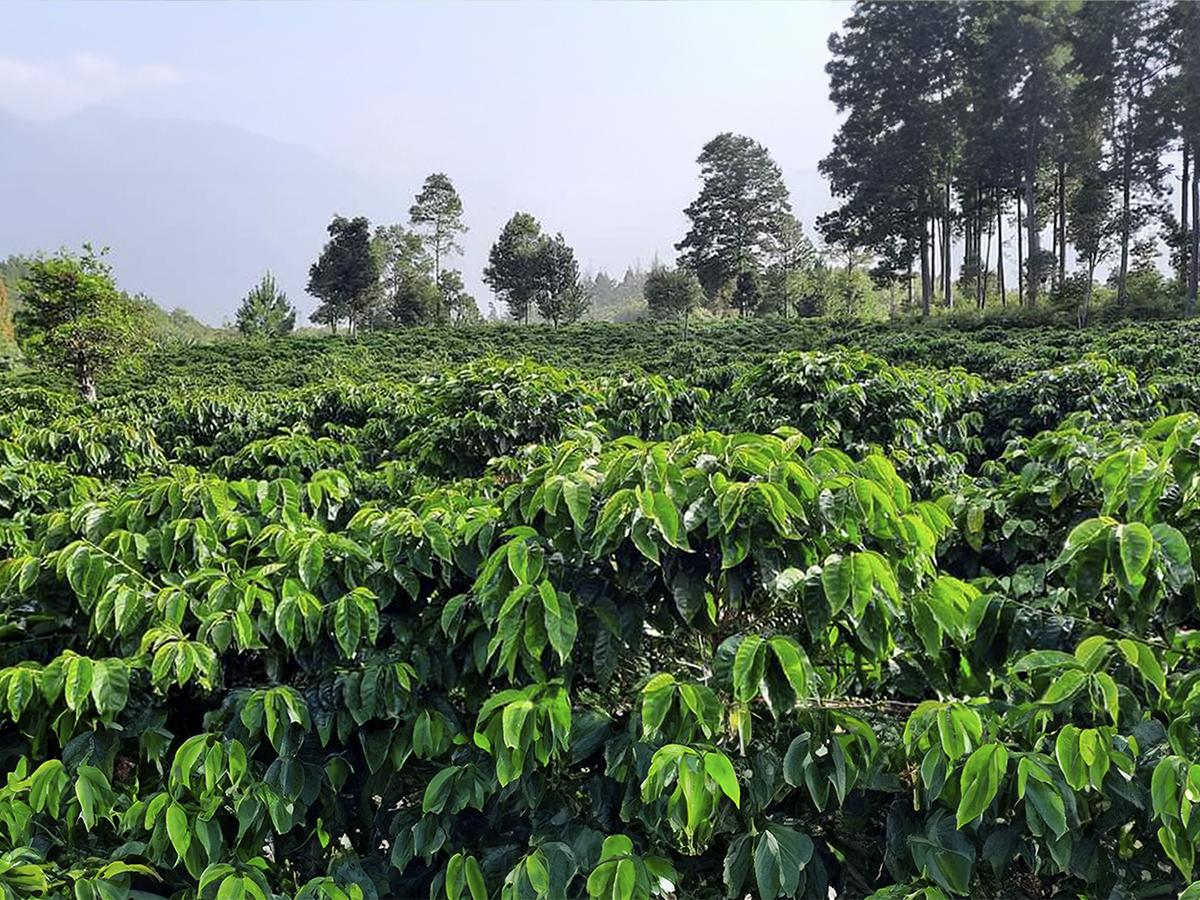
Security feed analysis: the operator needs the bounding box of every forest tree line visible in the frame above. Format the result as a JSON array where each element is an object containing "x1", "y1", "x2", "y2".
[
  {"x1": 4, "y1": 0, "x2": 1200, "y2": 391},
  {"x1": 820, "y1": 0, "x2": 1200, "y2": 323}
]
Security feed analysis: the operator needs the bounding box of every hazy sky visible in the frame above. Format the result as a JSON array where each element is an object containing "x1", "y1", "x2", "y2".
[{"x1": 1, "y1": 1, "x2": 850, "y2": 319}]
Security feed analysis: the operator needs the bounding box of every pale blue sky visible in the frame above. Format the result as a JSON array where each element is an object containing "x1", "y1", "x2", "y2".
[{"x1": 1, "y1": 1, "x2": 850, "y2": 318}]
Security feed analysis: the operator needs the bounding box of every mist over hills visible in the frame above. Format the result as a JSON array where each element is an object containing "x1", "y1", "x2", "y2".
[
  {"x1": 0, "y1": 107, "x2": 408, "y2": 324},
  {"x1": 0, "y1": 107, "x2": 837, "y2": 327}
]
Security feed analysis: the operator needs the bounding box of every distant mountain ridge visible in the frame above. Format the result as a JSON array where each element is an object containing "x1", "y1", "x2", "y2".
[{"x1": 0, "y1": 107, "x2": 407, "y2": 325}]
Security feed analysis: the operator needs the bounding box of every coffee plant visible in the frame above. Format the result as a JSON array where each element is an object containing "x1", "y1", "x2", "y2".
[{"x1": 1, "y1": 323, "x2": 1199, "y2": 899}]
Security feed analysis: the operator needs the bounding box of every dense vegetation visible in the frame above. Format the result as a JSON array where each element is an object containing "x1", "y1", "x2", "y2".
[
  {"x1": 0, "y1": 317, "x2": 1199, "y2": 900},
  {"x1": 821, "y1": 0, "x2": 1200, "y2": 320},
  {"x1": 5, "y1": 2, "x2": 1200, "y2": 898}
]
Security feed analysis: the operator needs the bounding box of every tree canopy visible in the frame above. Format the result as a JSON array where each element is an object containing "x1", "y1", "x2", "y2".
[
  {"x1": 13, "y1": 246, "x2": 149, "y2": 402},
  {"x1": 308, "y1": 216, "x2": 378, "y2": 334},
  {"x1": 820, "y1": 0, "x2": 1194, "y2": 319},
  {"x1": 676, "y1": 132, "x2": 793, "y2": 301},
  {"x1": 483, "y1": 213, "x2": 548, "y2": 325},
  {"x1": 409, "y1": 173, "x2": 468, "y2": 318},
  {"x1": 235, "y1": 272, "x2": 296, "y2": 339}
]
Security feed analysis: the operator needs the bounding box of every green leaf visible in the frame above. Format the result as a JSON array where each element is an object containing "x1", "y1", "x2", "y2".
[
  {"x1": 446, "y1": 853, "x2": 465, "y2": 900},
  {"x1": 1055, "y1": 726, "x2": 1086, "y2": 791},
  {"x1": 526, "y1": 853, "x2": 550, "y2": 893},
  {"x1": 641, "y1": 674, "x2": 675, "y2": 739},
  {"x1": 753, "y1": 830, "x2": 782, "y2": 899},
  {"x1": 423, "y1": 519, "x2": 453, "y2": 562},
  {"x1": 1118, "y1": 638, "x2": 1166, "y2": 695},
  {"x1": 166, "y1": 802, "x2": 191, "y2": 857},
  {"x1": 544, "y1": 594, "x2": 578, "y2": 664},
  {"x1": 703, "y1": 751, "x2": 740, "y2": 807},
  {"x1": 333, "y1": 596, "x2": 362, "y2": 658},
  {"x1": 507, "y1": 539, "x2": 530, "y2": 583},
  {"x1": 1040, "y1": 669, "x2": 1086, "y2": 706},
  {"x1": 956, "y1": 743, "x2": 1008, "y2": 828},
  {"x1": 652, "y1": 491, "x2": 685, "y2": 548},
  {"x1": 563, "y1": 479, "x2": 592, "y2": 532},
  {"x1": 1012, "y1": 650, "x2": 1077, "y2": 673},
  {"x1": 423, "y1": 766, "x2": 458, "y2": 814},
  {"x1": 90, "y1": 659, "x2": 129, "y2": 717},
  {"x1": 768, "y1": 636, "x2": 810, "y2": 698},
  {"x1": 613, "y1": 858, "x2": 636, "y2": 900},
  {"x1": 769, "y1": 824, "x2": 813, "y2": 896},
  {"x1": 732, "y1": 634, "x2": 766, "y2": 702},
  {"x1": 1093, "y1": 672, "x2": 1120, "y2": 726},
  {"x1": 298, "y1": 539, "x2": 324, "y2": 589},
  {"x1": 64, "y1": 656, "x2": 93, "y2": 713},
  {"x1": 821, "y1": 554, "x2": 851, "y2": 615},
  {"x1": 538, "y1": 580, "x2": 561, "y2": 617},
  {"x1": 464, "y1": 856, "x2": 487, "y2": 900},
  {"x1": 75, "y1": 768, "x2": 101, "y2": 830},
  {"x1": 1024, "y1": 778, "x2": 1068, "y2": 839},
  {"x1": 1113, "y1": 522, "x2": 1153, "y2": 598},
  {"x1": 754, "y1": 824, "x2": 813, "y2": 898}
]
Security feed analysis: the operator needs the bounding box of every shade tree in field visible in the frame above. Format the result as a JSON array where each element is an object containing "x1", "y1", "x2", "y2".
[
  {"x1": 483, "y1": 212, "x2": 544, "y2": 324},
  {"x1": 1164, "y1": 0, "x2": 1200, "y2": 312},
  {"x1": 409, "y1": 173, "x2": 467, "y2": 318},
  {"x1": 234, "y1": 271, "x2": 296, "y2": 339},
  {"x1": 644, "y1": 266, "x2": 704, "y2": 338},
  {"x1": 676, "y1": 132, "x2": 793, "y2": 305},
  {"x1": 372, "y1": 224, "x2": 440, "y2": 327},
  {"x1": 438, "y1": 269, "x2": 481, "y2": 325},
  {"x1": 533, "y1": 233, "x2": 588, "y2": 327},
  {"x1": 307, "y1": 215, "x2": 378, "y2": 334},
  {"x1": 13, "y1": 246, "x2": 149, "y2": 401},
  {"x1": 483, "y1": 214, "x2": 589, "y2": 325},
  {"x1": 730, "y1": 269, "x2": 763, "y2": 318},
  {"x1": 765, "y1": 213, "x2": 821, "y2": 318},
  {"x1": 1068, "y1": 131, "x2": 1116, "y2": 327}
]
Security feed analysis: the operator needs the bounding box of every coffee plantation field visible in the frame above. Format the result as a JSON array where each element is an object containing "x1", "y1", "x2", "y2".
[{"x1": 1, "y1": 319, "x2": 1199, "y2": 899}]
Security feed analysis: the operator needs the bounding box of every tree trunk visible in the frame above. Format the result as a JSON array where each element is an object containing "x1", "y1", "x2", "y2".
[
  {"x1": 1182, "y1": 141, "x2": 1190, "y2": 286},
  {"x1": 1117, "y1": 141, "x2": 1132, "y2": 306},
  {"x1": 1051, "y1": 172, "x2": 1059, "y2": 293},
  {"x1": 996, "y1": 189, "x2": 1007, "y2": 307},
  {"x1": 1025, "y1": 139, "x2": 1040, "y2": 306},
  {"x1": 1080, "y1": 258, "x2": 1095, "y2": 328},
  {"x1": 944, "y1": 173, "x2": 953, "y2": 308},
  {"x1": 1189, "y1": 161, "x2": 1199, "y2": 314},
  {"x1": 907, "y1": 258, "x2": 914, "y2": 312},
  {"x1": 931, "y1": 210, "x2": 940, "y2": 304},
  {"x1": 78, "y1": 364, "x2": 98, "y2": 404},
  {"x1": 1017, "y1": 192, "x2": 1025, "y2": 306},
  {"x1": 976, "y1": 185, "x2": 985, "y2": 309},
  {"x1": 982, "y1": 200, "x2": 993, "y2": 309},
  {"x1": 782, "y1": 263, "x2": 791, "y2": 319},
  {"x1": 919, "y1": 212, "x2": 932, "y2": 317},
  {"x1": 1057, "y1": 158, "x2": 1067, "y2": 291}
]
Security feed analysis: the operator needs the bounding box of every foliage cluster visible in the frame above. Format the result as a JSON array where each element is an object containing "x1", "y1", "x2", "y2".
[{"x1": 1, "y1": 322, "x2": 1200, "y2": 899}]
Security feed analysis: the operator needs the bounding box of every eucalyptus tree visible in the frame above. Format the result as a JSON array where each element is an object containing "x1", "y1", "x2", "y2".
[
  {"x1": 821, "y1": 1, "x2": 961, "y2": 316},
  {"x1": 409, "y1": 173, "x2": 467, "y2": 318}
]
